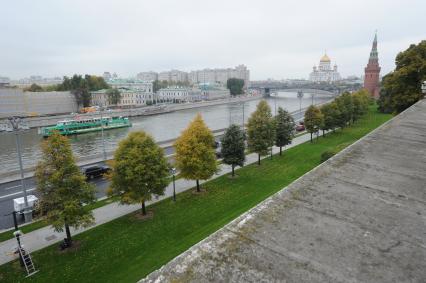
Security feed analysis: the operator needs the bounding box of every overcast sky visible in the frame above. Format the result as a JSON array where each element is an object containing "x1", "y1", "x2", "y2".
[{"x1": 1, "y1": 0, "x2": 424, "y2": 80}]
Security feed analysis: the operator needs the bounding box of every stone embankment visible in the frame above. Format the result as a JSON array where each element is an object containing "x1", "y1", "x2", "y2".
[
  {"x1": 0, "y1": 95, "x2": 261, "y2": 129},
  {"x1": 142, "y1": 99, "x2": 426, "y2": 282}
]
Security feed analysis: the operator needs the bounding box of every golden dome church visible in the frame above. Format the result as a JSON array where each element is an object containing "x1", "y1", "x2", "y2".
[{"x1": 309, "y1": 53, "x2": 341, "y2": 82}]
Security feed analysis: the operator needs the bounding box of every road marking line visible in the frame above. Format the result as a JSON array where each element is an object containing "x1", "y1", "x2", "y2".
[
  {"x1": 0, "y1": 188, "x2": 36, "y2": 200},
  {"x1": 4, "y1": 185, "x2": 22, "y2": 191}
]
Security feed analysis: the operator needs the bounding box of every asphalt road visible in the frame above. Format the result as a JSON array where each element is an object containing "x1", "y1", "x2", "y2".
[{"x1": 0, "y1": 110, "x2": 306, "y2": 230}]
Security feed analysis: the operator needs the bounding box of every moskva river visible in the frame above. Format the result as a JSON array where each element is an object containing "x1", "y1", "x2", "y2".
[{"x1": 0, "y1": 92, "x2": 330, "y2": 175}]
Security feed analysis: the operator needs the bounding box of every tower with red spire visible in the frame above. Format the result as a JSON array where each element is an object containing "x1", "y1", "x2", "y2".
[{"x1": 364, "y1": 33, "x2": 381, "y2": 98}]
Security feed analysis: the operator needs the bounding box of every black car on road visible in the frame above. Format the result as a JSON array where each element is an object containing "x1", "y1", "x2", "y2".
[{"x1": 81, "y1": 165, "x2": 110, "y2": 179}]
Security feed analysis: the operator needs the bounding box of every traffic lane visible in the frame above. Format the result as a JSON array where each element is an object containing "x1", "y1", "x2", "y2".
[{"x1": 0, "y1": 177, "x2": 111, "y2": 230}]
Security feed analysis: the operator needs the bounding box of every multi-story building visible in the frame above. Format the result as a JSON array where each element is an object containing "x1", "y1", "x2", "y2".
[
  {"x1": 157, "y1": 70, "x2": 188, "y2": 83},
  {"x1": 91, "y1": 89, "x2": 155, "y2": 108},
  {"x1": 136, "y1": 71, "x2": 158, "y2": 82},
  {"x1": 11, "y1": 76, "x2": 63, "y2": 87},
  {"x1": 103, "y1": 72, "x2": 112, "y2": 81},
  {"x1": 309, "y1": 54, "x2": 341, "y2": 83},
  {"x1": 199, "y1": 83, "x2": 231, "y2": 100},
  {"x1": 170, "y1": 70, "x2": 188, "y2": 82},
  {"x1": 108, "y1": 79, "x2": 153, "y2": 93},
  {"x1": 0, "y1": 76, "x2": 10, "y2": 87},
  {"x1": 157, "y1": 87, "x2": 202, "y2": 103},
  {"x1": 189, "y1": 65, "x2": 250, "y2": 88}
]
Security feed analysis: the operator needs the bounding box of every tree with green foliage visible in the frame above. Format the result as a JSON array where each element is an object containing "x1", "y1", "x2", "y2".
[
  {"x1": 57, "y1": 74, "x2": 109, "y2": 107},
  {"x1": 35, "y1": 131, "x2": 95, "y2": 246},
  {"x1": 174, "y1": 114, "x2": 218, "y2": 192},
  {"x1": 247, "y1": 100, "x2": 275, "y2": 165},
  {"x1": 352, "y1": 89, "x2": 370, "y2": 121},
  {"x1": 106, "y1": 88, "x2": 122, "y2": 106},
  {"x1": 274, "y1": 107, "x2": 295, "y2": 155},
  {"x1": 304, "y1": 105, "x2": 323, "y2": 142},
  {"x1": 335, "y1": 92, "x2": 354, "y2": 126},
  {"x1": 320, "y1": 102, "x2": 340, "y2": 135},
  {"x1": 221, "y1": 124, "x2": 246, "y2": 177},
  {"x1": 378, "y1": 40, "x2": 426, "y2": 113},
  {"x1": 24, "y1": 83, "x2": 44, "y2": 92},
  {"x1": 226, "y1": 78, "x2": 245, "y2": 95},
  {"x1": 109, "y1": 131, "x2": 169, "y2": 215}
]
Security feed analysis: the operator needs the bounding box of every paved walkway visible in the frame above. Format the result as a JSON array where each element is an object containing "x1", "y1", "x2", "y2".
[{"x1": 0, "y1": 131, "x2": 316, "y2": 265}]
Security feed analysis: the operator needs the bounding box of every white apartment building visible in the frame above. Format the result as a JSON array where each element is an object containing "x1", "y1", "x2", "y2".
[
  {"x1": 157, "y1": 70, "x2": 188, "y2": 82},
  {"x1": 136, "y1": 71, "x2": 158, "y2": 82},
  {"x1": 189, "y1": 65, "x2": 250, "y2": 88},
  {"x1": 157, "y1": 87, "x2": 202, "y2": 103},
  {"x1": 92, "y1": 89, "x2": 154, "y2": 108}
]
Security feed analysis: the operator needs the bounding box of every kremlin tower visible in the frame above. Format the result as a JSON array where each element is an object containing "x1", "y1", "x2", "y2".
[{"x1": 364, "y1": 33, "x2": 381, "y2": 98}]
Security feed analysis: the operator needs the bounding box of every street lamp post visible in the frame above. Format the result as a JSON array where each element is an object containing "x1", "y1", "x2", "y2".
[
  {"x1": 273, "y1": 92, "x2": 277, "y2": 116},
  {"x1": 171, "y1": 168, "x2": 176, "y2": 202},
  {"x1": 8, "y1": 117, "x2": 32, "y2": 222},
  {"x1": 100, "y1": 107, "x2": 107, "y2": 161},
  {"x1": 297, "y1": 90, "x2": 304, "y2": 114},
  {"x1": 241, "y1": 102, "x2": 245, "y2": 128}
]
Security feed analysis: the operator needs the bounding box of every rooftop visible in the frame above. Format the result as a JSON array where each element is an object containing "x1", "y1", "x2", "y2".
[{"x1": 142, "y1": 99, "x2": 426, "y2": 282}]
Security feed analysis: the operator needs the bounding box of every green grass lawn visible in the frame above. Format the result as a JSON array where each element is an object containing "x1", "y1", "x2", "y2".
[{"x1": 0, "y1": 105, "x2": 392, "y2": 283}]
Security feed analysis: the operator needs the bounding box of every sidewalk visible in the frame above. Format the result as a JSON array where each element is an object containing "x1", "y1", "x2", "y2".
[{"x1": 0, "y1": 131, "x2": 316, "y2": 265}]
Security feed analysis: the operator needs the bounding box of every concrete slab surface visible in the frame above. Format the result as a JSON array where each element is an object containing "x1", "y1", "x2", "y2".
[{"x1": 141, "y1": 99, "x2": 426, "y2": 283}]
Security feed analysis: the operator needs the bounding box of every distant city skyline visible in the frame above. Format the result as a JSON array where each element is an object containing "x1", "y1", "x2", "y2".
[{"x1": 1, "y1": 0, "x2": 424, "y2": 80}]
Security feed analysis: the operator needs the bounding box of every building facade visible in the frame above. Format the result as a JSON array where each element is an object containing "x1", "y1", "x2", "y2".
[
  {"x1": 108, "y1": 79, "x2": 153, "y2": 93},
  {"x1": 91, "y1": 89, "x2": 154, "y2": 108},
  {"x1": 0, "y1": 89, "x2": 77, "y2": 118},
  {"x1": 157, "y1": 87, "x2": 202, "y2": 103},
  {"x1": 189, "y1": 65, "x2": 250, "y2": 88},
  {"x1": 309, "y1": 54, "x2": 341, "y2": 83},
  {"x1": 363, "y1": 33, "x2": 381, "y2": 98},
  {"x1": 136, "y1": 71, "x2": 158, "y2": 82}
]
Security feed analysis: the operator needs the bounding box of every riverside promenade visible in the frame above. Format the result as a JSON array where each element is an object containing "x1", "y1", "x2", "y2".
[
  {"x1": 142, "y1": 99, "x2": 426, "y2": 282},
  {"x1": 0, "y1": 127, "x2": 315, "y2": 265}
]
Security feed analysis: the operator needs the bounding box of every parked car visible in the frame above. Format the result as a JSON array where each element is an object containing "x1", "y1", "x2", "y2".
[
  {"x1": 81, "y1": 165, "x2": 110, "y2": 179},
  {"x1": 296, "y1": 122, "x2": 305, "y2": 132}
]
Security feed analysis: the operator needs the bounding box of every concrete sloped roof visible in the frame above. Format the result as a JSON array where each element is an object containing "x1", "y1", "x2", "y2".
[{"x1": 141, "y1": 100, "x2": 426, "y2": 283}]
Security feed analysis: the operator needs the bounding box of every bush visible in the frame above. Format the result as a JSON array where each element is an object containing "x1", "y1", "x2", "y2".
[{"x1": 320, "y1": 150, "x2": 335, "y2": 162}]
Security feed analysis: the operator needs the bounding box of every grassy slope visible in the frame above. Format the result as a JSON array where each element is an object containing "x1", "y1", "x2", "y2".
[{"x1": 0, "y1": 106, "x2": 392, "y2": 282}]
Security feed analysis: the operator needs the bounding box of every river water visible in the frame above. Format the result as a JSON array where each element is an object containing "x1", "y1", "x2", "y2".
[{"x1": 0, "y1": 92, "x2": 330, "y2": 175}]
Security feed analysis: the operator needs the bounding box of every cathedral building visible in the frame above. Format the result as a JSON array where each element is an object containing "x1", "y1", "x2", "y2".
[
  {"x1": 309, "y1": 53, "x2": 341, "y2": 83},
  {"x1": 364, "y1": 33, "x2": 381, "y2": 98}
]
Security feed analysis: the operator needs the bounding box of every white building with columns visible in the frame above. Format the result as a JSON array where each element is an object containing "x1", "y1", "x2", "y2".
[{"x1": 309, "y1": 54, "x2": 341, "y2": 83}]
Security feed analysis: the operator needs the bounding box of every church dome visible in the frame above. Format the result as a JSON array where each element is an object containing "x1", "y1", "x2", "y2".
[{"x1": 320, "y1": 54, "x2": 331, "y2": 62}]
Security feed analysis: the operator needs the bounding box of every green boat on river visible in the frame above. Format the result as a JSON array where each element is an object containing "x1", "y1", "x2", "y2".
[{"x1": 40, "y1": 116, "x2": 132, "y2": 137}]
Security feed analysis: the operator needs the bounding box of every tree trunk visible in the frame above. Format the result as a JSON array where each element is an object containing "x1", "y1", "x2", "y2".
[
  {"x1": 141, "y1": 200, "x2": 146, "y2": 215},
  {"x1": 258, "y1": 154, "x2": 261, "y2": 165},
  {"x1": 231, "y1": 164, "x2": 235, "y2": 177},
  {"x1": 310, "y1": 133, "x2": 313, "y2": 142},
  {"x1": 270, "y1": 148, "x2": 273, "y2": 160},
  {"x1": 323, "y1": 130, "x2": 325, "y2": 137},
  {"x1": 196, "y1": 179, "x2": 200, "y2": 192},
  {"x1": 65, "y1": 222, "x2": 72, "y2": 245},
  {"x1": 279, "y1": 146, "x2": 282, "y2": 155}
]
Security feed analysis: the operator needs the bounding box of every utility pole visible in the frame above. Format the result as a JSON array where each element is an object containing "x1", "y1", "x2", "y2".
[
  {"x1": 100, "y1": 107, "x2": 107, "y2": 161},
  {"x1": 8, "y1": 117, "x2": 32, "y2": 222}
]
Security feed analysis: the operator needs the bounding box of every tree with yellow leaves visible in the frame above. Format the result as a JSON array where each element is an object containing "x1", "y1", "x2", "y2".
[
  {"x1": 109, "y1": 131, "x2": 169, "y2": 215},
  {"x1": 174, "y1": 114, "x2": 217, "y2": 192}
]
